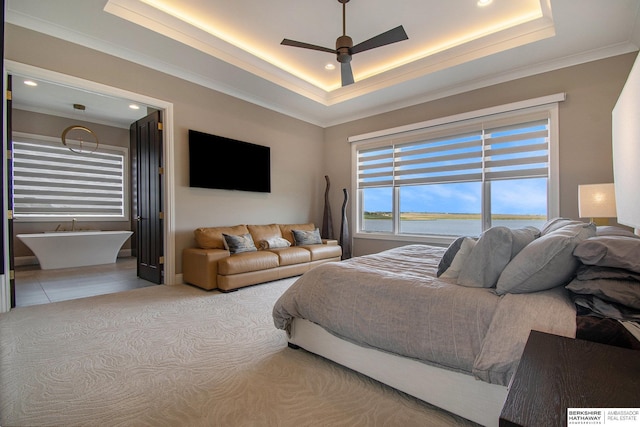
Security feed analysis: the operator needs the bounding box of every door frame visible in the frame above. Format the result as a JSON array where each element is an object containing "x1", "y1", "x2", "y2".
[{"x1": 1, "y1": 61, "x2": 176, "y2": 312}]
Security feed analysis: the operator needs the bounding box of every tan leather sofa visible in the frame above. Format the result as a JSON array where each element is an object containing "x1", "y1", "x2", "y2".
[{"x1": 182, "y1": 223, "x2": 342, "y2": 291}]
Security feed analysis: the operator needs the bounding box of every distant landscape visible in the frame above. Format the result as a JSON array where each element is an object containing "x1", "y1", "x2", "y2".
[{"x1": 364, "y1": 212, "x2": 546, "y2": 221}]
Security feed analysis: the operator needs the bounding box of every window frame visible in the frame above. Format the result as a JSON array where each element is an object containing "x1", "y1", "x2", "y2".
[
  {"x1": 350, "y1": 94, "x2": 562, "y2": 245},
  {"x1": 11, "y1": 132, "x2": 130, "y2": 223}
]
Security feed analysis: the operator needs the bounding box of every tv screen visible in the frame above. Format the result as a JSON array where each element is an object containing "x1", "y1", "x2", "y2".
[{"x1": 189, "y1": 130, "x2": 271, "y2": 193}]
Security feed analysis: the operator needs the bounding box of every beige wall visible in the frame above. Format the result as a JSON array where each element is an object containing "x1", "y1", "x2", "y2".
[
  {"x1": 5, "y1": 24, "x2": 637, "y2": 272},
  {"x1": 6, "y1": 25, "x2": 326, "y2": 275},
  {"x1": 324, "y1": 53, "x2": 637, "y2": 256},
  {"x1": 11, "y1": 109, "x2": 133, "y2": 257}
]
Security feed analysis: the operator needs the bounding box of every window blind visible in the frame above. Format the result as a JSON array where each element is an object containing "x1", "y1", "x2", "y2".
[
  {"x1": 357, "y1": 116, "x2": 549, "y2": 189},
  {"x1": 12, "y1": 139, "x2": 126, "y2": 218}
]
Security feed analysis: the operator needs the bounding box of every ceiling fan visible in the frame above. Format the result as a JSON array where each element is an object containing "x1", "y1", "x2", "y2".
[{"x1": 281, "y1": 0, "x2": 408, "y2": 87}]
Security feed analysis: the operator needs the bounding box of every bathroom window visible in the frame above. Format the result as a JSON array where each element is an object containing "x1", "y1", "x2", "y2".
[{"x1": 11, "y1": 133, "x2": 129, "y2": 220}]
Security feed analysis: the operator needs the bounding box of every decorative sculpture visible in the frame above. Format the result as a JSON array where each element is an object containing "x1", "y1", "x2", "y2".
[
  {"x1": 340, "y1": 188, "x2": 352, "y2": 259},
  {"x1": 321, "y1": 176, "x2": 334, "y2": 239}
]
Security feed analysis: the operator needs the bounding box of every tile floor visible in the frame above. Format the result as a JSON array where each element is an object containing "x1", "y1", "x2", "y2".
[{"x1": 14, "y1": 257, "x2": 158, "y2": 307}]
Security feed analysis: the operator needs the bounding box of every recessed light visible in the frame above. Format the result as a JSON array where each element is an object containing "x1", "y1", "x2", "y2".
[
  {"x1": 129, "y1": 104, "x2": 140, "y2": 110},
  {"x1": 325, "y1": 63, "x2": 336, "y2": 71},
  {"x1": 23, "y1": 80, "x2": 38, "y2": 87},
  {"x1": 477, "y1": 0, "x2": 493, "y2": 6}
]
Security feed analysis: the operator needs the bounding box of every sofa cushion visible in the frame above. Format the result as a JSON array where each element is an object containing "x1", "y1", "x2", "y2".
[
  {"x1": 279, "y1": 223, "x2": 315, "y2": 245},
  {"x1": 247, "y1": 224, "x2": 282, "y2": 248},
  {"x1": 218, "y1": 251, "x2": 279, "y2": 275},
  {"x1": 301, "y1": 244, "x2": 342, "y2": 261},
  {"x1": 194, "y1": 225, "x2": 249, "y2": 249},
  {"x1": 268, "y1": 247, "x2": 311, "y2": 266}
]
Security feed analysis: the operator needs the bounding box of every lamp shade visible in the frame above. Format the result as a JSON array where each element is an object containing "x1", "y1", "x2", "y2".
[{"x1": 578, "y1": 183, "x2": 617, "y2": 218}]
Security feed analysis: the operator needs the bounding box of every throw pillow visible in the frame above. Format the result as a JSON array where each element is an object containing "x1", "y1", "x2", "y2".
[
  {"x1": 279, "y1": 223, "x2": 316, "y2": 245},
  {"x1": 222, "y1": 233, "x2": 258, "y2": 254},
  {"x1": 439, "y1": 237, "x2": 477, "y2": 279},
  {"x1": 258, "y1": 237, "x2": 292, "y2": 250},
  {"x1": 496, "y1": 222, "x2": 596, "y2": 295},
  {"x1": 573, "y1": 236, "x2": 640, "y2": 273},
  {"x1": 292, "y1": 228, "x2": 322, "y2": 245}
]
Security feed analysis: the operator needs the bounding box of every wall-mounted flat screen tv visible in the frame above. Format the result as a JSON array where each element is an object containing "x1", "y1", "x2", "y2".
[{"x1": 189, "y1": 129, "x2": 271, "y2": 193}]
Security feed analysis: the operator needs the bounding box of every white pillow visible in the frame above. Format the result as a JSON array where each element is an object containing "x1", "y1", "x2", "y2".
[{"x1": 259, "y1": 236, "x2": 292, "y2": 250}]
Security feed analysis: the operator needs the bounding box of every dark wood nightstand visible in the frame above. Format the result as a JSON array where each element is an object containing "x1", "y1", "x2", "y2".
[{"x1": 499, "y1": 330, "x2": 640, "y2": 427}]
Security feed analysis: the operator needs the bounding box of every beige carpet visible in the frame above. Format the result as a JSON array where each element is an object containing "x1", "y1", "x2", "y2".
[{"x1": 0, "y1": 278, "x2": 478, "y2": 426}]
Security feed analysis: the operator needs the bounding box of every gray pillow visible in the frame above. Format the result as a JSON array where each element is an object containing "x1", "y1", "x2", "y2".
[
  {"x1": 292, "y1": 228, "x2": 322, "y2": 245},
  {"x1": 573, "y1": 236, "x2": 640, "y2": 273},
  {"x1": 437, "y1": 236, "x2": 466, "y2": 277},
  {"x1": 457, "y1": 226, "x2": 540, "y2": 288},
  {"x1": 510, "y1": 226, "x2": 541, "y2": 257},
  {"x1": 457, "y1": 227, "x2": 513, "y2": 288},
  {"x1": 566, "y1": 277, "x2": 640, "y2": 310},
  {"x1": 222, "y1": 233, "x2": 257, "y2": 254},
  {"x1": 539, "y1": 217, "x2": 583, "y2": 235},
  {"x1": 596, "y1": 226, "x2": 640, "y2": 238},
  {"x1": 576, "y1": 265, "x2": 640, "y2": 282},
  {"x1": 496, "y1": 222, "x2": 596, "y2": 295}
]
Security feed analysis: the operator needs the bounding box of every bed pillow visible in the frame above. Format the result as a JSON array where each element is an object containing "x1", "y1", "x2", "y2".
[
  {"x1": 456, "y1": 226, "x2": 540, "y2": 288},
  {"x1": 539, "y1": 217, "x2": 583, "y2": 235},
  {"x1": 437, "y1": 236, "x2": 465, "y2": 276},
  {"x1": 510, "y1": 226, "x2": 542, "y2": 257},
  {"x1": 438, "y1": 237, "x2": 476, "y2": 279},
  {"x1": 457, "y1": 227, "x2": 512, "y2": 288},
  {"x1": 576, "y1": 265, "x2": 640, "y2": 282},
  {"x1": 566, "y1": 277, "x2": 640, "y2": 310},
  {"x1": 292, "y1": 228, "x2": 322, "y2": 245},
  {"x1": 496, "y1": 222, "x2": 596, "y2": 295},
  {"x1": 573, "y1": 236, "x2": 640, "y2": 273},
  {"x1": 222, "y1": 233, "x2": 258, "y2": 254},
  {"x1": 596, "y1": 226, "x2": 639, "y2": 238}
]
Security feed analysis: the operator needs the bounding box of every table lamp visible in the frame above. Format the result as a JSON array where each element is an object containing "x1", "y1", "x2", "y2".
[{"x1": 578, "y1": 183, "x2": 617, "y2": 226}]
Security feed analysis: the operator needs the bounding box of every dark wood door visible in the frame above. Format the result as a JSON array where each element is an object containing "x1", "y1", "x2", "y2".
[
  {"x1": 130, "y1": 111, "x2": 163, "y2": 284},
  {"x1": 5, "y1": 72, "x2": 16, "y2": 307}
]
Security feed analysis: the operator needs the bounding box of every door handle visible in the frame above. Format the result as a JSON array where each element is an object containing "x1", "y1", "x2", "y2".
[{"x1": 136, "y1": 216, "x2": 143, "y2": 221}]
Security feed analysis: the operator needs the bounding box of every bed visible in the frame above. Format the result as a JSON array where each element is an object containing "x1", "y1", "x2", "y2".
[{"x1": 273, "y1": 219, "x2": 640, "y2": 426}]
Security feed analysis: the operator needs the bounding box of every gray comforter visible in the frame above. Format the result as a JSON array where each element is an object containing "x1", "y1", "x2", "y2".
[{"x1": 273, "y1": 244, "x2": 577, "y2": 386}]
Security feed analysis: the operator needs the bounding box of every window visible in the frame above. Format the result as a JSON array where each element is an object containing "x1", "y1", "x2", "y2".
[
  {"x1": 12, "y1": 133, "x2": 128, "y2": 220},
  {"x1": 352, "y1": 96, "x2": 561, "y2": 241}
]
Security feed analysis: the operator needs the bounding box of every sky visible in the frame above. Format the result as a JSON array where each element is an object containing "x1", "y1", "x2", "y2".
[{"x1": 363, "y1": 178, "x2": 547, "y2": 215}]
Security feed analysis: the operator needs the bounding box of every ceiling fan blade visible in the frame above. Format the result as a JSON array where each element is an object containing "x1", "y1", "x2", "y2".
[
  {"x1": 351, "y1": 25, "x2": 408, "y2": 55},
  {"x1": 281, "y1": 39, "x2": 336, "y2": 54},
  {"x1": 341, "y1": 62, "x2": 354, "y2": 86}
]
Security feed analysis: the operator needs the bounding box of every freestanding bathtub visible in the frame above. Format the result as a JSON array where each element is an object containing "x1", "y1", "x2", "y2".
[{"x1": 17, "y1": 231, "x2": 134, "y2": 270}]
